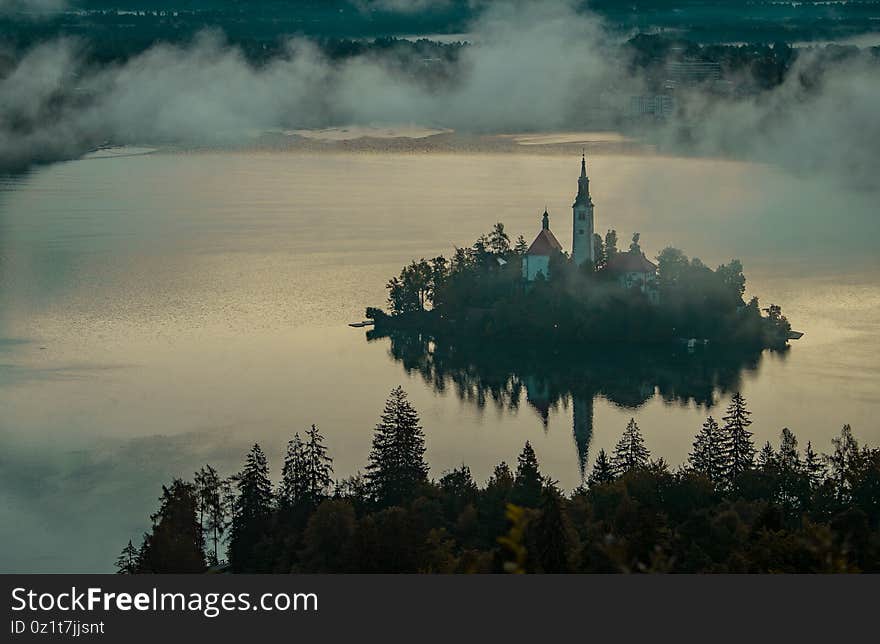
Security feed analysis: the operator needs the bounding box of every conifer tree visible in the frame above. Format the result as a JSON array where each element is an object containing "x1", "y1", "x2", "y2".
[
  {"x1": 138, "y1": 479, "x2": 206, "y2": 573},
  {"x1": 229, "y1": 444, "x2": 274, "y2": 572},
  {"x1": 757, "y1": 441, "x2": 776, "y2": 469},
  {"x1": 777, "y1": 427, "x2": 801, "y2": 471},
  {"x1": 512, "y1": 441, "x2": 544, "y2": 507},
  {"x1": 611, "y1": 418, "x2": 650, "y2": 476},
  {"x1": 825, "y1": 424, "x2": 861, "y2": 502},
  {"x1": 689, "y1": 416, "x2": 725, "y2": 482},
  {"x1": 803, "y1": 440, "x2": 826, "y2": 489},
  {"x1": 534, "y1": 486, "x2": 574, "y2": 573},
  {"x1": 365, "y1": 386, "x2": 428, "y2": 506},
  {"x1": 194, "y1": 465, "x2": 226, "y2": 566},
  {"x1": 587, "y1": 449, "x2": 615, "y2": 487},
  {"x1": 722, "y1": 392, "x2": 755, "y2": 482},
  {"x1": 514, "y1": 235, "x2": 529, "y2": 256},
  {"x1": 115, "y1": 540, "x2": 140, "y2": 574},
  {"x1": 305, "y1": 424, "x2": 334, "y2": 505},
  {"x1": 279, "y1": 433, "x2": 308, "y2": 508}
]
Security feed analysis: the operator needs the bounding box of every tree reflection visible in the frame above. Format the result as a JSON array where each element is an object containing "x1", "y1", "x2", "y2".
[{"x1": 367, "y1": 329, "x2": 773, "y2": 478}]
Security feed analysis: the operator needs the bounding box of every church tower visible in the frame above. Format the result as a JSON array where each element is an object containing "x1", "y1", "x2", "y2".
[{"x1": 572, "y1": 154, "x2": 595, "y2": 267}]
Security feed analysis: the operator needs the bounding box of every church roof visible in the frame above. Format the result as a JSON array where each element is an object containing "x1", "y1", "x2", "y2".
[
  {"x1": 606, "y1": 251, "x2": 657, "y2": 273},
  {"x1": 526, "y1": 228, "x2": 563, "y2": 256}
]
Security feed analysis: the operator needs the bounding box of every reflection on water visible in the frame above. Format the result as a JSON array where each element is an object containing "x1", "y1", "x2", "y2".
[
  {"x1": 0, "y1": 145, "x2": 878, "y2": 571},
  {"x1": 372, "y1": 329, "x2": 769, "y2": 476}
]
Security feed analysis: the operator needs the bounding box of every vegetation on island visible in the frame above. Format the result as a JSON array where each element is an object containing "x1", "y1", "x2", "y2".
[
  {"x1": 369, "y1": 223, "x2": 792, "y2": 348},
  {"x1": 118, "y1": 387, "x2": 880, "y2": 574}
]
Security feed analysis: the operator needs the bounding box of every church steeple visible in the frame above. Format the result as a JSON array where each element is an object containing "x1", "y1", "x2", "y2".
[
  {"x1": 572, "y1": 154, "x2": 596, "y2": 267},
  {"x1": 542, "y1": 208, "x2": 550, "y2": 230}
]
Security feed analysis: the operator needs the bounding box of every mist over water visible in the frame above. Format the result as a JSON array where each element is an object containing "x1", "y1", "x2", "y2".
[{"x1": 0, "y1": 145, "x2": 878, "y2": 571}]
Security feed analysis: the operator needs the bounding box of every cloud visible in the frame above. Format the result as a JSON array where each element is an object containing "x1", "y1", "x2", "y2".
[{"x1": 0, "y1": 0, "x2": 66, "y2": 15}]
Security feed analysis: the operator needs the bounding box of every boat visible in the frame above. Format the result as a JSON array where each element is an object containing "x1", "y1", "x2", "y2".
[
  {"x1": 787, "y1": 330, "x2": 804, "y2": 340},
  {"x1": 348, "y1": 320, "x2": 375, "y2": 328}
]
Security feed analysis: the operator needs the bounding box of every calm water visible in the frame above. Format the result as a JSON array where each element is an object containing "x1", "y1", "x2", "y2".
[{"x1": 1, "y1": 145, "x2": 878, "y2": 571}]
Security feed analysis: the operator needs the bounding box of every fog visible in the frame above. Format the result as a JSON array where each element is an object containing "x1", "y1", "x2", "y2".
[{"x1": 0, "y1": 0, "x2": 878, "y2": 189}]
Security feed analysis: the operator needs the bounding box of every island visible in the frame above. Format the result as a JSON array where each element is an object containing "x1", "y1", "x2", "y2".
[{"x1": 367, "y1": 155, "x2": 794, "y2": 350}]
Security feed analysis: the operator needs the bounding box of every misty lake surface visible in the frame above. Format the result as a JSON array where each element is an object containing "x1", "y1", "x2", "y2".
[{"x1": 1, "y1": 142, "x2": 878, "y2": 571}]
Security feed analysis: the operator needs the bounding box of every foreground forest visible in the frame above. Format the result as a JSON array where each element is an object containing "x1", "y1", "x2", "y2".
[{"x1": 119, "y1": 387, "x2": 880, "y2": 574}]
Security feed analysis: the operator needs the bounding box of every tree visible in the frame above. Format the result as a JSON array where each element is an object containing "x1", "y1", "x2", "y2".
[
  {"x1": 279, "y1": 433, "x2": 308, "y2": 508},
  {"x1": 656, "y1": 246, "x2": 689, "y2": 291},
  {"x1": 488, "y1": 222, "x2": 511, "y2": 256},
  {"x1": 611, "y1": 418, "x2": 650, "y2": 475},
  {"x1": 304, "y1": 424, "x2": 334, "y2": 506},
  {"x1": 629, "y1": 232, "x2": 641, "y2": 254},
  {"x1": 716, "y1": 259, "x2": 746, "y2": 298},
  {"x1": 138, "y1": 479, "x2": 206, "y2": 573},
  {"x1": 534, "y1": 486, "x2": 575, "y2": 573},
  {"x1": 592, "y1": 233, "x2": 606, "y2": 270},
  {"x1": 777, "y1": 428, "x2": 801, "y2": 471},
  {"x1": 514, "y1": 235, "x2": 529, "y2": 256},
  {"x1": 298, "y1": 499, "x2": 356, "y2": 573},
  {"x1": 512, "y1": 441, "x2": 543, "y2": 507},
  {"x1": 803, "y1": 441, "x2": 826, "y2": 489},
  {"x1": 365, "y1": 386, "x2": 429, "y2": 506},
  {"x1": 194, "y1": 465, "x2": 226, "y2": 566},
  {"x1": 604, "y1": 229, "x2": 618, "y2": 259},
  {"x1": 689, "y1": 416, "x2": 725, "y2": 482},
  {"x1": 115, "y1": 540, "x2": 140, "y2": 574},
  {"x1": 757, "y1": 441, "x2": 776, "y2": 469},
  {"x1": 825, "y1": 424, "x2": 861, "y2": 502},
  {"x1": 722, "y1": 392, "x2": 755, "y2": 482},
  {"x1": 587, "y1": 449, "x2": 615, "y2": 487},
  {"x1": 229, "y1": 444, "x2": 274, "y2": 572}
]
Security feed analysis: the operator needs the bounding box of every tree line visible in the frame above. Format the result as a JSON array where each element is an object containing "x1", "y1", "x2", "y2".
[{"x1": 118, "y1": 387, "x2": 880, "y2": 573}]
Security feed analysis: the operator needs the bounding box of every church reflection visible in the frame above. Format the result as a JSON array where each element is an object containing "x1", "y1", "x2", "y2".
[{"x1": 367, "y1": 329, "x2": 771, "y2": 478}]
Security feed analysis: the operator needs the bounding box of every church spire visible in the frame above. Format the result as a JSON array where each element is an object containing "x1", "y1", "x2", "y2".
[
  {"x1": 580, "y1": 151, "x2": 587, "y2": 178},
  {"x1": 542, "y1": 208, "x2": 550, "y2": 230}
]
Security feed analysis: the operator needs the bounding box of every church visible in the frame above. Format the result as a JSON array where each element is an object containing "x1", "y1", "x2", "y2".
[{"x1": 521, "y1": 155, "x2": 658, "y2": 301}]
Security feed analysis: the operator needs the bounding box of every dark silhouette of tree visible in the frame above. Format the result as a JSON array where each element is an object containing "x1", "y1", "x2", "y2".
[
  {"x1": 534, "y1": 485, "x2": 575, "y2": 573},
  {"x1": 298, "y1": 499, "x2": 356, "y2": 573},
  {"x1": 512, "y1": 441, "x2": 543, "y2": 507},
  {"x1": 194, "y1": 465, "x2": 226, "y2": 566},
  {"x1": 279, "y1": 433, "x2": 308, "y2": 509},
  {"x1": 115, "y1": 540, "x2": 139, "y2": 574},
  {"x1": 305, "y1": 424, "x2": 334, "y2": 506},
  {"x1": 592, "y1": 233, "x2": 606, "y2": 270},
  {"x1": 138, "y1": 479, "x2": 206, "y2": 573},
  {"x1": 612, "y1": 418, "x2": 650, "y2": 475},
  {"x1": 629, "y1": 232, "x2": 641, "y2": 254},
  {"x1": 488, "y1": 222, "x2": 511, "y2": 256},
  {"x1": 229, "y1": 444, "x2": 274, "y2": 572},
  {"x1": 587, "y1": 448, "x2": 615, "y2": 487},
  {"x1": 365, "y1": 386, "x2": 428, "y2": 506},
  {"x1": 803, "y1": 440, "x2": 826, "y2": 489},
  {"x1": 757, "y1": 441, "x2": 776, "y2": 469},
  {"x1": 825, "y1": 424, "x2": 861, "y2": 502},
  {"x1": 514, "y1": 235, "x2": 529, "y2": 256},
  {"x1": 604, "y1": 229, "x2": 618, "y2": 259},
  {"x1": 689, "y1": 416, "x2": 725, "y2": 482},
  {"x1": 722, "y1": 392, "x2": 755, "y2": 482}
]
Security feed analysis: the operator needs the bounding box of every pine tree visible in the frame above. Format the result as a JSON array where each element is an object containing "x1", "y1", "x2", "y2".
[
  {"x1": 757, "y1": 441, "x2": 776, "y2": 469},
  {"x1": 721, "y1": 392, "x2": 755, "y2": 482},
  {"x1": 514, "y1": 235, "x2": 529, "y2": 256},
  {"x1": 115, "y1": 540, "x2": 140, "y2": 574},
  {"x1": 534, "y1": 486, "x2": 574, "y2": 573},
  {"x1": 365, "y1": 386, "x2": 428, "y2": 506},
  {"x1": 587, "y1": 449, "x2": 615, "y2": 487},
  {"x1": 689, "y1": 416, "x2": 725, "y2": 482},
  {"x1": 611, "y1": 418, "x2": 650, "y2": 476},
  {"x1": 304, "y1": 424, "x2": 334, "y2": 505},
  {"x1": 825, "y1": 424, "x2": 861, "y2": 502},
  {"x1": 229, "y1": 443, "x2": 274, "y2": 572},
  {"x1": 138, "y1": 479, "x2": 206, "y2": 573},
  {"x1": 777, "y1": 427, "x2": 801, "y2": 471},
  {"x1": 194, "y1": 465, "x2": 226, "y2": 566},
  {"x1": 803, "y1": 440, "x2": 826, "y2": 489},
  {"x1": 279, "y1": 433, "x2": 308, "y2": 508},
  {"x1": 512, "y1": 441, "x2": 543, "y2": 507}
]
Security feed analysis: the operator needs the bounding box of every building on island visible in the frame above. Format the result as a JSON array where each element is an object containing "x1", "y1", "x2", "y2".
[
  {"x1": 606, "y1": 249, "x2": 659, "y2": 304},
  {"x1": 521, "y1": 154, "x2": 659, "y2": 303},
  {"x1": 521, "y1": 209, "x2": 563, "y2": 281}
]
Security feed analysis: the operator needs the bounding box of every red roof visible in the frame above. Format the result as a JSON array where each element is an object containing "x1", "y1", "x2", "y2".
[
  {"x1": 526, "y1": 229, "x2": 563, "y2": 256},
  {"x1": 606, "y1": 251, "x2": 657, "y2": 273}
]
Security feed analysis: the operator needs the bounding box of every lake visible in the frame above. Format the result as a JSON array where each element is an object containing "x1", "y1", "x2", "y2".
[{"x1": 1, "y1": 140, "x2": 878, "y2": 571}]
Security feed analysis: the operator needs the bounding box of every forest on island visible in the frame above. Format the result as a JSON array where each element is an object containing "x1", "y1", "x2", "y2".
[
  {"x1": 370, "y1": 223, "x2": 792, "y2": 348},
  {"x1": 118, "y1": 387, "x2": 880, "y2": 574}
]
